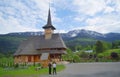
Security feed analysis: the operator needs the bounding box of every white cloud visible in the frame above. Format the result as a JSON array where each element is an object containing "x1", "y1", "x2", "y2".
[
  {"x1": 86, "y1": 17, "x2": 101, "y2": 26},
  {"x1": 82, "y1": 13, "x2": 120, "y2": 33},
  {"x1": 53, "y1": 0, "x2": 72, "y2": 10},
  {"x1": 72, "y1": 22, "x2": 120, "y2": 33},
  {"x1": 86, "y1": 13, "x2": 120, "y2": 26},
  {"x1": 33, "y1": 0, "x2": 49, "y2": 21},
  {"x1": 0, "y1": 0, "x2": 61, "y2": 34},
  {"x1": 0, "y1": 16, "x2": 40, "y2": 34},
  {"x1": 72, "y1": 0, "x2": 106, "y2": 16},
  {"x1": 74, "y1": 17, "x2": 84, "y2": 22},
  {"x1": 34, "y1": 0, "x2": 61, "y2": 23},
  {"x1": 0, "y1": 0, "x2": 120, "y2": 34},
  {"x1": 0, "y1": 0, "x2": 44, "y2": 34},
  {"x1": 72, "y1": 0, "x2": 119, "y2": 15},
  {"x1": 70, "y1": 0, "x2": 120, "y2": 33},
  {"x1": 104, "y1": 6, "x2": 114, "y2": 13},
  {"x1": 83, "y1": 22, "x2": 120, "y2": 33},
  {"x1": 114, "y1": 0, "x2": 120, "y2": 12}
]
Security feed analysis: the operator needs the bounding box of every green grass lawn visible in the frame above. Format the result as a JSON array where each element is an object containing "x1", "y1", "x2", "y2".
[
  {"x1": 97, "y1": 49, "x2": 120, "y2": 62},
  {"x1": 0, "y1": 64, "x2": 65, "y2": 77},
  {"x1": 102, "y1": 49, "x2": 120, "y2": 56}
]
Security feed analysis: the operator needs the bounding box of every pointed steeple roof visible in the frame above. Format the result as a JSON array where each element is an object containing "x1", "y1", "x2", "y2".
[{"x1": 43, "y1": 8, "x2": 56, "y2": 30}]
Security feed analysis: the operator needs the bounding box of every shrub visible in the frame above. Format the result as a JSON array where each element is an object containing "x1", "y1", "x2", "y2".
[
  {"x1": 111, "y1": 52, "x2": 119, "y2": 60},
  {"x1": 79, "y1": 51, "x2": 89, "y2": 58},
  {"x1": 14, "y1": 63, "x2": 19, "y2": 68},
  {"x1": 98, "y1": 54, "x2": 104, "y2": 58},
  {"x1": 73, "y1": 55, "x2": 80, "y2": 62}
]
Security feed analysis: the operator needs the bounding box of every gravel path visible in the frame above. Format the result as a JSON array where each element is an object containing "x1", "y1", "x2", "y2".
[{"x1": 40, "y1": 62, "x2": 120, "y2": 77}]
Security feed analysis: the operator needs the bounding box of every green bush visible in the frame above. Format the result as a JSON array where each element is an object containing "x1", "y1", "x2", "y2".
[
  {"x1": 98, "y1": 53, "x2": 104, "y2": 58},
  {"x1": 73, "y1": 55, "x2": 80, "y2": 62},
  {"x1": 111, "y1": 52, "x2": 119, "y2": 61},
  {"x1": 79, "y1": 51, "x2": 89, "y2": 58},
  {"x1": 14, "y1": 63, "x2": 19, "y2": 68}
]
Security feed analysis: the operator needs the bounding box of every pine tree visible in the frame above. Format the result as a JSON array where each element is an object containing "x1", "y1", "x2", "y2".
[{"x1": 95, "y1": 40, "x2": 104, "y2": 54}]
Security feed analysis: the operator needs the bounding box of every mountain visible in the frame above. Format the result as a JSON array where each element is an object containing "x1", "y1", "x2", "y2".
[
  {"x1": 0, "y1": 29, "x2": 120, "y2": 54},
  {"x1": 0, "y1": 35, "x2": 27, "y2": 54},
  {"x1": 6, "y1": 31, "x2": 43, "y2": 36},
  {"x1": 62, "y1": 29, "x2": 120, "y2": 42},
  {"x1": 62, "y1": 29, "x2": 105, "y2": 40},
  {"x1": 105, "y1": 33, "x2": 120, "y2": 41},
  {"x1": 64, "y1": 29, "x2": 105, "y2": 38},
  {"x1": 5, "y1": 29, "x2": 120, "y2": 42}
]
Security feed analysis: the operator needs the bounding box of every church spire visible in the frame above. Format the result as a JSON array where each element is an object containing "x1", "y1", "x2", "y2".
[
  {"x1": 43, "y1": 7, "x2": 56, "y2": 39},
  {"x1": 42, "y1": 8, "x2": 56, "y2": 30}
]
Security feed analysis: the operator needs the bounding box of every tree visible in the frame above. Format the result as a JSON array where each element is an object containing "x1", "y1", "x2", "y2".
[
  {"x1": 112, "y1": 40, "x2": 120, "y2": 49},
  {"x1": 73, "y1": 55, "x2": 80, "y2": 62},
  {"x1": 62, "y1": 48, "x2": 73, "y2": 62},
  {"x1": 0, "y1": 53, "x2": 5, "y2": 58},
  {"x1": 112, "y1": 42, "x2": 117, "y2": 49},
  {"x1": 75, "y1": 45, "x2": 82, "y2": 52},
  {"x1": 95, "y1": 40, "x2": 104, "y2": 54},
  {"x1": 79, "y1": 51, "x2": 89, "y2": 58}
]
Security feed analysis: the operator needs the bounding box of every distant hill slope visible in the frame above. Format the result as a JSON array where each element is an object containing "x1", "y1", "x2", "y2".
[
  {"x1": 0, "y1": 29, "x2": 120, "y2": 54},
  {"x1": 0, "y1": 35, "x2": 27, "y2": 54}
]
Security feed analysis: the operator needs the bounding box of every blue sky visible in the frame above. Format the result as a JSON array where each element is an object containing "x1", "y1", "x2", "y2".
[{"x1": 0, "y1": 0, "x2": 120, "y2": 34}]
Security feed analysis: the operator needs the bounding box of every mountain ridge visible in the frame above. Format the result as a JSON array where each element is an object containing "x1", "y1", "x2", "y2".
[
  {"x1": 2, "y1": 29, "x2": 120, "y2": 42},
  {"x1": 0, "y1": 29, "x2": 120, "y2": 54}
]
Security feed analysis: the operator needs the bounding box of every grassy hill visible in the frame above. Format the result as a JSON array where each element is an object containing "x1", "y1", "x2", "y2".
[
  {"x1": 0, "y1": 35, "x2": 27, "y2": 54},
  {"x1": 0, "y1": 34, "x2": 120, "y2": 55},
  {"x1": 102, "y1": 49, "x2": 120, "y2": 57},
  {"x1": 0, "y1": 35, "x2": 97, "y2": 55}
]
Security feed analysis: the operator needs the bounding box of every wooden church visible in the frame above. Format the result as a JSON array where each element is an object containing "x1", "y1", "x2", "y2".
[{"x1": 14, "y1": 8, "x2": 67, "y2": 66}]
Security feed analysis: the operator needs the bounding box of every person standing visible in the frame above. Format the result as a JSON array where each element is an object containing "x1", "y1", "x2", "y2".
[
  {"x1": 48, "y1": 62, "x2": 52, "y2": 75},
  {"x1": 52, "y1": 62, "x2": 57, "y2": 75}
]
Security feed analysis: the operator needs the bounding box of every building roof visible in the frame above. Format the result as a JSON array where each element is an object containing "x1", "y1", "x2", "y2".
[
  {"x1": 14, "y1": 34, "x2": 67, "y2": 56},
  {"x1": 35, "y1": 34, "x2": 66, "y2": 49},
  {"x1": 42, "y1": 8, "x2": 56, "y2": 30}
]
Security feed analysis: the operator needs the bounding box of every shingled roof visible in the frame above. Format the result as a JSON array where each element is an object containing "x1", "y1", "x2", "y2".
[{"x1": 14, "y1": 34, "x2": 67, "y2": 56}]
